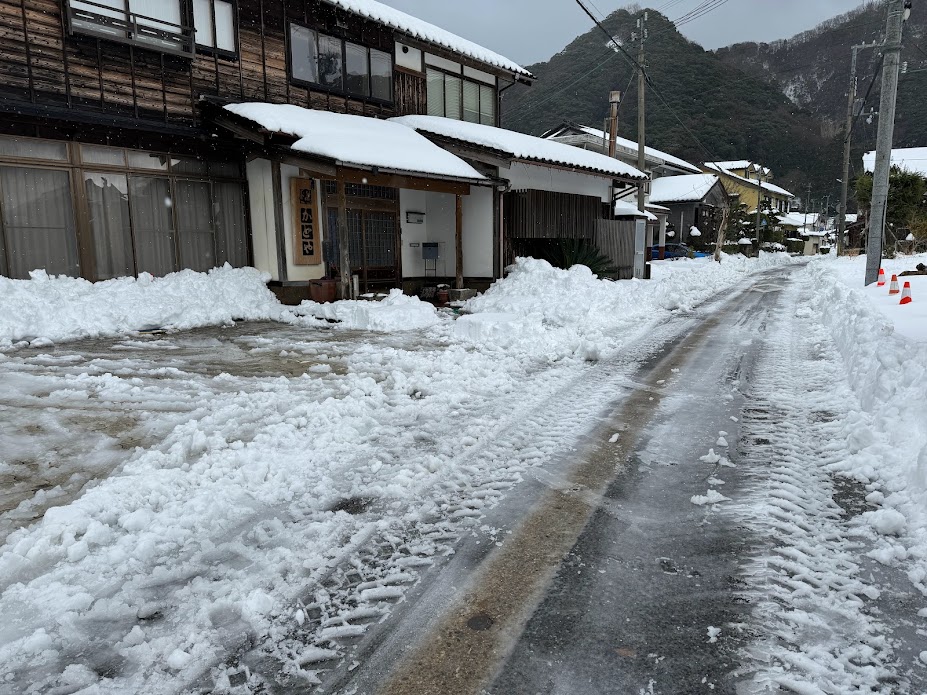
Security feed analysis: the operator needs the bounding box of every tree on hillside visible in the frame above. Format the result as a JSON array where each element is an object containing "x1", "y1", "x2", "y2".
[{"x1": 856, "y1": 167, "x2": 927, "y2": 242}]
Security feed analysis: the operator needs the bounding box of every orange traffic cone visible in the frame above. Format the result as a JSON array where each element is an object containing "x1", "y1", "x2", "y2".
[
  {"x1": 878, "y1": 268, "x2": 886, "y2": 286},
  {"x1": 900, "y1": 282, "x2": 913, "y2": 305},
  {"x1": 889, "y1": 274, "x2": 900, "y2": 295}
]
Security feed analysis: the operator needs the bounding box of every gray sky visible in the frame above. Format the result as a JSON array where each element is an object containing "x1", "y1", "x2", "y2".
[{"x1": 380, "y1": 0, "x2": 867, "y2": 66}]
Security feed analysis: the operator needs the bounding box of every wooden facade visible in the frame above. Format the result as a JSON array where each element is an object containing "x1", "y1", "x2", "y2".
[{"x1": 0, "y1": 0, "x2": 417, "y2": 135}]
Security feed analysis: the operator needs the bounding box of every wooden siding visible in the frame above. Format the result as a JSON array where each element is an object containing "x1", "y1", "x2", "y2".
[
  {"x1": 395, "y1": 69, "x2": 425, "y2": 116},
  {"x1": 503, "y1": 190, "x2": 601, "y2": 240},
  {"x1": 0, "y1": 0, "x2": 406, "y2": 133}
]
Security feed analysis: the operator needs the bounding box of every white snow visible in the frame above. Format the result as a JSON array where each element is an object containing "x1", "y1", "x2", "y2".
[
  {"x1": 863, "y1": 509, "x2": 907, "y2": 537},
  {"x1": 614, "y1": 200, "x2": 658, "y2": 220},
  {"x1": 225, "y1": 104, "x2": 486, "y2": 181},
  {"x1": 0, "y1": 266, "x2": 285, "y2": 349},
  {"x1": 320, "y1": 0, "x2": 531, "y2": 78},
  {"x1": 390, "y1": 116, "x2": 647, "y2": 180},
  {"x1": 0, "y1": 251, "x2": 800, "y2": 692},
  {"x1": 691, "y1": 490, "x2": 730, "y2": 505},
  {"x1": 706, "y1": 626, "x2": 721, "y2": 643},
  {"x1": 862, "y1": 147, "x2": 927, "y2": 177},
  {"x1": 649, "y1": 175, "x2": 719, "y2": 204},
  {"x1": 295, "y1": 289, "x2": 439, "y2": 331}
]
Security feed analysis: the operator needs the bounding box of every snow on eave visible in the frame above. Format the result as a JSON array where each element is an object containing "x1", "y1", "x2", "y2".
[
  {"x1": 390, "y1": 116, "x2": 647, "y2": 181},
  {"x1": 552, "y1": 123, "x2": 701, "y2": 174},
  {"x1": 224, "y1": 103, "x2": 487, "y2": 182},
  {"x1": 319, "y1": 0, "x2": 533, "y2": 80},
  {"x1": 615, "y1": 200, "x2": 657, "y2": 221},
  {"x1": 649, "y1": 174, "x2": 720, "y2": 203},
  {"x1": 862, "y1": 147, "x2": 927, "y2": 177}
]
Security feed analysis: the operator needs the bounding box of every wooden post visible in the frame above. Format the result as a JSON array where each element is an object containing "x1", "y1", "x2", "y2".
[
  {"x1": 337, "y1": 173, "x2": 352, "y2": 300},
  {"x1": 455, "y1": 194, "x2": 464, "y2": 290}
]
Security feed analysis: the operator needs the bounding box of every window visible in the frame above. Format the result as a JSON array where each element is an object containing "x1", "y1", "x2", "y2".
[
  {"x1": 426, "y1": 69, "x2": 496, "y2": 124},
  {"x1": 345, "y1": 42, "x2": 369, "y2": 96},
  {"x1": 0, "y1": 140, "x2": 248, "y2": 281},
  {"x1": 290, "y1": 25, "x2": 318, "y2": 84},
  {"x1": 67, "y1": 0, "x2": 193, "y2": 55},
  {"x1": 193, "y1": 0, "x2": 236, "y2": 53},
  {"x1": 288, "y1": 23, "x2": 393, "y2": 102},
  {"x1": 370, "y1": 50, "x2": 392, "y2": 101},
  {"x1": 0, "y1": 167, "x2": 79, "y2": 279}
]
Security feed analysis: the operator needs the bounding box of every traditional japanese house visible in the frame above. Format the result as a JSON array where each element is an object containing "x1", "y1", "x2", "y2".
[
  {"x1": 0, "y1": 0, "x2": 536, "y2": 298},
  {"x1": 390, "y1": 116, "x2": 647, "y2": 270}
]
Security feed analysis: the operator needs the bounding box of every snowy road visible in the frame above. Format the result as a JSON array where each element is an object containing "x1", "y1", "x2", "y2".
[
  {"x1": 324, "y1": 266, "x2": 927, "y2": 695},
  {"x1": 2, "y1": 260, "x2": 925, "y2": 694}
]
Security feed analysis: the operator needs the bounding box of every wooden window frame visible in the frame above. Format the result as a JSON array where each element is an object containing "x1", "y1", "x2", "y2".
[
  {"x1": 64, "y1": 0, "x2": 195, "y2": 58},
  {"x1": 192, "y1": 0, "x2": 239, "y2": 61},
  {"x1": 425, "y1": 66, "x2": 496, "y2": 123},
  {"x1": 287, "y1": 21, "x2": 395, "y2": 106}
]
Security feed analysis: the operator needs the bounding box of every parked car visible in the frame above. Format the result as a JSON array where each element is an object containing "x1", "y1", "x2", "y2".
[{"x1": 650, "y1": 243, "x2": 710, "y2": 260}]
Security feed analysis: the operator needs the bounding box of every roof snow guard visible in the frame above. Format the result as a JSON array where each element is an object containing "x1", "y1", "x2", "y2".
[
  {"x1": 224, "y1": 103, "x2": 487, "y2": 182},
  {"x1": 391, "y1": 116, "x2": 647, "y2": 181},
  {"x1": 320, "y1": 0, "x2": 533, "y2": 80}
]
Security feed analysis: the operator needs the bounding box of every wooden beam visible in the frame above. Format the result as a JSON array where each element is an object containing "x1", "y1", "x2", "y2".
[
  {"x1": 455, "y1": 194, "x2": 464, "y2": 290},
  {"x1": 339, "y1": 168, "x2": 471, "y2": 196},
  {"x1": 271, "y1": 161, "x2": 288, "y2": 282},
  {"x1": 336, "y1": 171, "x2": 352, "y2": 299}
]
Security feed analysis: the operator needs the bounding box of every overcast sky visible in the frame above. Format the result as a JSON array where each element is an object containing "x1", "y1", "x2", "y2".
[{"x1": 381, "y1": 0, "x2": 868, "y2": 66}]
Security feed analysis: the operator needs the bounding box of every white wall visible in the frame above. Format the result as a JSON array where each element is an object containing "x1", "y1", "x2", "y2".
[
  {"x1": 500, "y1": 162, "x2": 612, "y2": 202},
  {"x1": 462, "y1": 187, "x2": 493, "y2": 278},
  {"x1": 246, "y1": 159, "x2": 278, "y2": 280},
  {"x1": 400, "y1": 188, "x2": 494, "y2": 279}
]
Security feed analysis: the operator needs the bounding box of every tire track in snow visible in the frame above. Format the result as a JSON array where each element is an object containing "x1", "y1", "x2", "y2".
[{"x1": 734, "y1": 280, "x2": 904, "y2": 694}]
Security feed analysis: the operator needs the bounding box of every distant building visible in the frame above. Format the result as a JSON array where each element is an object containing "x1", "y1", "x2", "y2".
[
  {"x1": 862, "y1": 147, "x2": 927, "y2": 177},
  {"x1": 701, "y1": 161, "x2": 794, "y2": 215}
]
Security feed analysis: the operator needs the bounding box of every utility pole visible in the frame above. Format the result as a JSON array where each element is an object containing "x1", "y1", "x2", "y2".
[
  {"x1": 838, "y1": 43, "x2": 878, "y2": 256},
  {"x1": 754, "y1": 167, "x2": 763, "y2": 248},
  {"x1": 608, "y1": 91, "x2": 621, "y2": 159},
  {"x1": 866, "y1": 0, "x2": 910, "y2": 285},
  {"x1": 636, "y1": 11, "x2": 647, "y2": 215}
]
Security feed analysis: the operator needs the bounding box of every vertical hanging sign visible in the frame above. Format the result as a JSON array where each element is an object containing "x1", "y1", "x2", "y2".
[{"x1": 291, "y1": 178, "x2": 322, "y2": 265}]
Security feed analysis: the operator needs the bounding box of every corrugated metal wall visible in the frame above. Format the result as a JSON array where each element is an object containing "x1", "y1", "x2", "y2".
[{"x1": 595, "y1": 219, "x2": 638, "y2": 280}]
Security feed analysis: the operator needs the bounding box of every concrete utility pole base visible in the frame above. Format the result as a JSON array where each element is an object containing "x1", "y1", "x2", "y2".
[{"x1": 865, "y1": 0, "x2": 907, "y2": 285}]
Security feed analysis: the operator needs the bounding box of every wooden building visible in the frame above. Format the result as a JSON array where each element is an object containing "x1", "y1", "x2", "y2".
[
  {"x1": 0, "y1": 0, "x2": 535, "y2": 297},
  {"x1": 648, "y1": 173, "x2": 728, "y2": 246}
]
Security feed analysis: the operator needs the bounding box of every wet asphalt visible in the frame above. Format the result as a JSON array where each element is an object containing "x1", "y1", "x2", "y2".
[{"x1": 329, "y1": 268, "x2": 794, "y2": 695}]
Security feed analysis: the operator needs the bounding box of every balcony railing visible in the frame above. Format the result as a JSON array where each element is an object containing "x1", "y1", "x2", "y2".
[{"x1": 66, "y1": 0, "x2": 195, "y2": 57}]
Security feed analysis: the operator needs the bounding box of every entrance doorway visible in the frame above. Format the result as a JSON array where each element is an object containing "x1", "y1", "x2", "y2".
[{"x1": 322, "y1": 182, "x2": 400, "y2": 294}]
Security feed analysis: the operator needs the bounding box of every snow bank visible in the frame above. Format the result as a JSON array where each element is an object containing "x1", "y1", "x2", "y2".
[
  {"x1": 0, "y1": 266, "x2": 286, "y2": 349},
  {"x1": 458, "y1": 253, "x2": 792, "y2": 361},
  {"x1": 296, "y1": 289, "x2": 439, "y2": 331},
  {"x1": 804, "y1": 255, "x2": 927, "y2": 588}
]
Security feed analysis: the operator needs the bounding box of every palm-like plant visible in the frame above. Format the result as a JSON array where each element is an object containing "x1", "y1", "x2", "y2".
[{"x1": 542, "y1": 239, "x2": 619, "y2": 279}]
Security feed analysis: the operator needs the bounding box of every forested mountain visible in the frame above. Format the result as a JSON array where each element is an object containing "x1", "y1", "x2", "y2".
[
  {"x1": 716, "y1": 1, "x2": 927, "y2": 152},
  {"x1": 500, "y1": 2, "x2": 927, "y2": 206}
]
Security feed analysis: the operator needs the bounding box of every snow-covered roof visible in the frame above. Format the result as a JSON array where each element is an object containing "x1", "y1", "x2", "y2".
[
  {"x1": 779, "y1": 212, "x2": 815, "y2": 228},
  {"x1": 563, "y1": 124, "x2": 701, "y2": 174},
  {"x1": 321, "y1": 0, "x2": 532, "y2": 79},
  {"x1": 710, "y1": 160, "x2": 770, "y2": 176},
  {"x1": 225, "y1": 104, "x2": 485, "y2": 181},
  {"x1": 649, "y1": 174, "x2": 719, "y2": 203},
  {"x1": 702, "y1": 163, "x2": 794, "y2": 198},
  {"x1": 614, "y1": 200, "x2": 658, "y2": 221},
  {"x1": 862, "y1": 147, "x2": 927, "y2": 177},
  {"x1": 391, "y1": 116, "x2": 647, "y2": 180},
  {"x1": 737, "y1": 237, "x2": 753, "y2": 245},
  {"x1": 646, "y1": 203, "x2": 670, "y2": 212}
]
